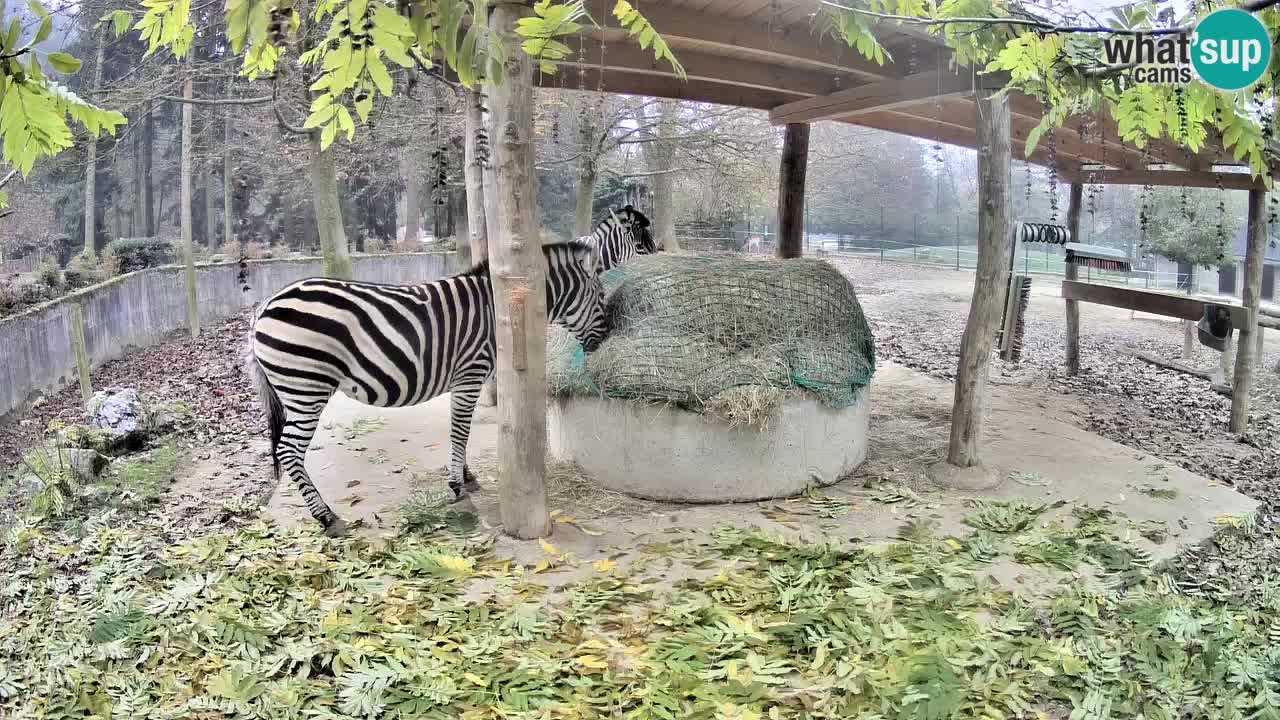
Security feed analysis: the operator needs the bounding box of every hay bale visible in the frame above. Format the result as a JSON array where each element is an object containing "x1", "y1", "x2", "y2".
[{"x1": 547, "y1": 254, "x2": 875, "y2": 427}]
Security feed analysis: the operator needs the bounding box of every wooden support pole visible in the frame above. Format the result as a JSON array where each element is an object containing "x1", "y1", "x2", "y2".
[
  {"x1": 946, "y1": 89, "x2": 1011, "y2": 469},
  {"x1": 486, "y1": 0, "x2": 551, "y2": 540},
  {"x1": 1064, "y1": 183, "x2": 1083, "y2": 375},
  {"x1": 775, "y1": 122, "x2": 810, "y2": 259},
  {"x1": 1231, "y1": 188, "x2": 1268, "y2": 433},
  {"x1": 180, "y1": 73, "x2": 200, "y2": 339},
  {"x1": 68, "y1": 303, "x2": 93, "y2": 407}
]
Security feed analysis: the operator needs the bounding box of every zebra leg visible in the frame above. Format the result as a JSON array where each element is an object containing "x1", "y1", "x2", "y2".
[
  {"x1": 277, "y1": 407, "x2": 346, "y2": 536},
  {"x1": 447, "y1": 382, "x2": 484, "y2": 499}
]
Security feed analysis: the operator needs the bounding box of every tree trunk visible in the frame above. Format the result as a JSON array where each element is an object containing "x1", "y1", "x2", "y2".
[
  {"x1": 776, "y1": 122, "x2": 810, "y2": 259},
  {"x1": 402, "y1": 152, "x2": 420, "y2": 244},
  {"x1": 1181, "y1": 267, "x2": 1197, "y2": 360},
  {"x1": 205, "y1": 160, "x2": 218, "y2": 249},
  {"x1": 641, "y1": 100, "x2": 681, "y2": 251},
  {"x1": 180, "y1": 75, "x2": 200, "y2": 338},
  {"x1": 223, "y1": 114, "x2": 233, "y2": 247},
  {"x1": 1231, "y1": 188, "x2": 1268, "y2": 433},
  {"x1": 486, "y1": 1, "x2": 551, "y2": 539},
  {"x1": 143, "y1": 103, "x2": 155, "y2": 236},
  {"x1": 310, "y1": 133, "x2": 353, "y2": 279},
  {"x1": 82, "y1": 31, "x2": 107, "y2": 260},
  {"x1": 130, "y1": 118, "x2": 143, "y2": 238},
  {"x1": 946, "y1": 90, "x2": 1011, "y2": 468},
  {"x1": 1064, "y1": 183, "x2": 1082, "y2": 375},
  {"x1": 574, "y1": 153, "x2": 597, "y2": 239},
  {"x1": 466, "y1": 87, "x2": 498, "y2": 407}
]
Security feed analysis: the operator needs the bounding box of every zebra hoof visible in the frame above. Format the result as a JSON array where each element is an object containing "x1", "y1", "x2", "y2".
[
  {"x1": 463, "y1": 467, "x2": 482, "y2": 493},
  {"x1": 324, "y1": 518, "x2": 349, "y2": 538}
]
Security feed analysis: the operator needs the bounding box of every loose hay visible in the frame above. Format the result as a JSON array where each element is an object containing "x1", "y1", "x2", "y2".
[{"x1": 548, "y1": 255, "x2": 875, "y2": 428}]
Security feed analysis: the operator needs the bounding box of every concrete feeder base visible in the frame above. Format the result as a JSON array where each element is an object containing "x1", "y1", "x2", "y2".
[{"x1": 548, "y1": 389, "x2": 871, "y2": 503}]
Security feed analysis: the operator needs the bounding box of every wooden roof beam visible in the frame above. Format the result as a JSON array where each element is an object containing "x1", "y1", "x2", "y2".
[
  {"x1": 879, "y1": 101, "x2": 1094, "y2": 173},
  {"x1": 582, "y1": 0, "x2": 896, "y2": 81},
  {"x1": 1061, "y1": 168, "x2": 1267, "y2": 191},
  {"x1": 1005, "y1": 93, "x2": 1223, "y2": 171},
  {"x1": 544, "y1": 67, "x2": 801, "y2": 111},
  {"x1": 767, "y1": 69, "x2": 989, "y2": 125},
  {"x1": 567, "y1": 37, "x2": 839, "y2": 99},
  {"x1": 848, "y1": 110, "x2": 1085, "y2": 174}
]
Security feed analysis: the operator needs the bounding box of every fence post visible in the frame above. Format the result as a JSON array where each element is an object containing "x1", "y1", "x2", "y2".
[
  {"x1": 68, "y1": 302, "x2": 93, "y2": 407},
  {"x1": 954, "y1": 215, "x2": 960, "y2": 270}
]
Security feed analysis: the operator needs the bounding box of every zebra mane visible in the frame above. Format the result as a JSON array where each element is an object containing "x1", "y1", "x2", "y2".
[{"x1": 459, "y1": 241, "x2": 595, "y2": 278}]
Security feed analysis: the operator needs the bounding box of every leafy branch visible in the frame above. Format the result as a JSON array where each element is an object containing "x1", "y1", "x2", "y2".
[{"x1": 821, "y1": 0, "x2": 1280, "y2": 182}]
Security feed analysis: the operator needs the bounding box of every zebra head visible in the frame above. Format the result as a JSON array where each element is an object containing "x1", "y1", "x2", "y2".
[
  {"x1": 612, "y1": 205, "x2": 658, "y2": 255},
  {"x1": 545, "y1": 241, "x2": 609, "y2": 353}
]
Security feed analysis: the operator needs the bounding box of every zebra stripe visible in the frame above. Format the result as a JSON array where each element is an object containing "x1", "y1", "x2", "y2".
[
  {"x1": 580, "y1": 205, "x2": 657, "y2": 272},
  {"x1": 247, "y1": 241, "x2": 608, "y2": 536}
]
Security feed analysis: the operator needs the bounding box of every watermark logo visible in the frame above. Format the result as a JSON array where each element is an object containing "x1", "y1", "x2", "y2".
[{"x1": 1101, "y1": 8, "x2": 1270, "y2": 90}]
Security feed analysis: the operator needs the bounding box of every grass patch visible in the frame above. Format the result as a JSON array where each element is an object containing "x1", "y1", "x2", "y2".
[
  {"x1": 97, "y1": 443, "x2": 181, "y2": 507},
  {"x1": 398, "y1": 488, "x2": 479, "y2": 536}
]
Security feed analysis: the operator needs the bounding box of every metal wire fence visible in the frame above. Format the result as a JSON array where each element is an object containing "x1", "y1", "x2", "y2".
[{"x1": 674, "y1": 226, "x2": 1223, "y2": 295}]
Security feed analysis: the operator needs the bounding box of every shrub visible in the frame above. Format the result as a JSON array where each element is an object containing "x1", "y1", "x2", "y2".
[
  {"x1": 35, "y1": 261, "x2": 62, "y2": 291},
  {"x1": 104, "y1": 238, "x2": 177, "y2": 274},
  {"x1": 0, "y1": 276, "x2": 23, "y2": 312},
  {"x1": 391, "y1": 241, "x2": 417, "y2": 254},
  {"x1": 243, "y1": 241, "x2": 268, "y2": 259},
  {"x1": 63, "y1": 253, "x2": 104, "y2": 290},
  {"x1": 218, "y1": 241, "x2": 242, "y2": 258}
]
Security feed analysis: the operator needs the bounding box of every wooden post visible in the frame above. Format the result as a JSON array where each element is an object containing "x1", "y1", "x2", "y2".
[
  {"x1": 485, "y1": 0, "x2": 551, "y2": 539},
  {"x1": 68, "y1": 303, "x2": 93, "y2": 407},
  {"x1": 1230, "y1": 188, "x2": 1268, "y2": 433},
  {"x1": 945, "y1": 89, "x2": 1011, "y2": 469},
  {"x1": 1064, "y1": 182, "x2": 1083, "y2": 375},
  {"x1": 775, "y1": 122, "x2": 810, "y2": 259},
  {"x1": 180, "y1": 73, "x2": 200, "y2": 338}
]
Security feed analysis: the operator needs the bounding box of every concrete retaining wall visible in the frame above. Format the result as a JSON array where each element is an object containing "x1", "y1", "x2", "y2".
[
  {"x1": 549, "y1": 391, "x2": 871, "y2": 502},
  {"x1": 0, "y1": 253, "x2": 459, "y2": 419}
]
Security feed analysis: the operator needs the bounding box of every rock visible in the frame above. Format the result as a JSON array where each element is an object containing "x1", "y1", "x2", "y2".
[
  {"x1": 79, "y1": 485, "x2": 115, "y2": 506},
  {"x1": 89, "y1": 388, "x2": 143, "y2": 434},
  {"x1": 17, "y1": 475, "x2": 44, "y2": 498},
  {"x1": 150, "y1": 412, "x2": 181, "y2": 434},
  {"x1": 57, "y1": 423, "x2": 145, "y2": 456},
  {"x1": 66, "y1": 449, "x2": 109, "y2": 481}
]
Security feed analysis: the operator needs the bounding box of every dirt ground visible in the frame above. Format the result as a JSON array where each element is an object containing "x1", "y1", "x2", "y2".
[{"x1": 4, "y1": 255, "x2": 1273, "y2": 600}]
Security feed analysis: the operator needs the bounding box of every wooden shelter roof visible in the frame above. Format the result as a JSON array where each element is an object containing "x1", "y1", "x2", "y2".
[{"x1": 544, "y1": 0, "x2": 1273, "y2": 190}]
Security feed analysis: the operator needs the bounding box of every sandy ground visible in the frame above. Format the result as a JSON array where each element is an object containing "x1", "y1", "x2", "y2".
[{"x1": 262, "y1": 358, "x2": 1254, "y2": 599}]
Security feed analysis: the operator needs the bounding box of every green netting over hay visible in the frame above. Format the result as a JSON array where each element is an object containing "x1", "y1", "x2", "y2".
[{"x1": 548, "y1": 254, "x2": 876, "y2": 424}]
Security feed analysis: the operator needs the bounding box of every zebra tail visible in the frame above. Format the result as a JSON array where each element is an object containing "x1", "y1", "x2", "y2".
[{"x1": 245, "y1": 320, "x2": 284, "y2": 480}]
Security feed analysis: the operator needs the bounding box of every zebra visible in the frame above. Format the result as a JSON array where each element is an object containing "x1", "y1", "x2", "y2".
[
  {"x1": 582, "y1": 205, "x2": 658, "y2": 272},
  {"x1": 247, "y1": 241, "x2": 608, "y2": 537}
]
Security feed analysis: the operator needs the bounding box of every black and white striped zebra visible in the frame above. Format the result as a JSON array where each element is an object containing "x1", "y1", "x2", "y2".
[
  {"x1": 247, "y1": 241, "x2": 608, "y2": 536},
  {"x1": 582, "y1": 205, "x2": 658, "y2": 272}
]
